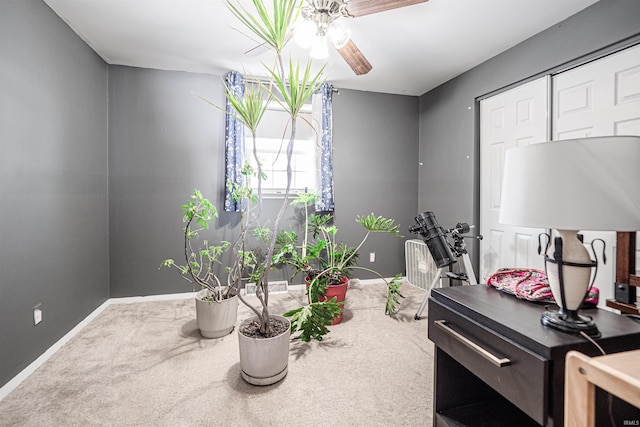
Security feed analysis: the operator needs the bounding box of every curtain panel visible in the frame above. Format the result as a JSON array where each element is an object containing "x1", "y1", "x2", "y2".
[
  {"x1": 313, "y1": 82, "x2": 335, "y2": 212},
  {"x1": 224, "y1": 71, "x2": 246, "y2": 212}
]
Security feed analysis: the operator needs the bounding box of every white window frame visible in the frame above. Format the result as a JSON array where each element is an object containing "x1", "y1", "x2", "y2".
[{"x1": 245, "y1": 101, "x2": 317, "y2": 198}]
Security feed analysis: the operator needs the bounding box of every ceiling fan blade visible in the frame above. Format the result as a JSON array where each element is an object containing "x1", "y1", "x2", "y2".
[
  {"x1": 335, "y1": 39, "x2": 372, "y2": 75},
  {"x1": 346, "y1": 0, "x2": 428, "y2": 18}
]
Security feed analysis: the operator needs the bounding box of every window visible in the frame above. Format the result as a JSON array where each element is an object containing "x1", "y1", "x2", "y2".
[
  {"x1": 245, "y1": 101, "x2": 317, "y2": 197},
  {"x1": 224, "y1": 71, "x2": 333, "y2": 212}
]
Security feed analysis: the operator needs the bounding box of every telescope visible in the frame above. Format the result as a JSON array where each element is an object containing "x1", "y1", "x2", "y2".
[
  {"x1": 409, "y1": 212, "x2": 456, "y2": 268},
  {"x1": 409, "y1": 212, "x2": 479, "y2": 269},
  {"x1": 410, "y1": 211, "x2": 482, "y2": 320}
]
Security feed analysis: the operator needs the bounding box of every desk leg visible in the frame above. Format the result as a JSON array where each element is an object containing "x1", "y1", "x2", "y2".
[{"x1": 565, "y1": 351, "x2": 596, "y2": 427}]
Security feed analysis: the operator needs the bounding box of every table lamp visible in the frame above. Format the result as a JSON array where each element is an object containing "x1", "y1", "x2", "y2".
[{"x1": 498, "y1": 136, "x2": 640, "y2": 337}]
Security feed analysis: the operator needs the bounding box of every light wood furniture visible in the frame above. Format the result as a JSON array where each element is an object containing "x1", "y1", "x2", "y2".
[{"x1": 565, "y1": 349, "x2": 640, "y2": 427}]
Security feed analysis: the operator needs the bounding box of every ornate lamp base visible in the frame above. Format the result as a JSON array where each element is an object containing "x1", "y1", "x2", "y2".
[{"x1": 541, "y1": 309, "x2": 601, "y2": 338}]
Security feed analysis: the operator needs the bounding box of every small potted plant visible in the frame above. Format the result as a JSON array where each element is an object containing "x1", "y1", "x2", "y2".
[
  {"x1": 277, "y1": 193, "x2": 405, "y2": 341},
  {"x1": 160, "y1": 189, "x2": 236, "y2": 338}
]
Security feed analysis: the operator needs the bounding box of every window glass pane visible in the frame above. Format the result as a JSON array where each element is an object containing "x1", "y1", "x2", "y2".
[
  {"x1": 272, "y1": 171, "x2": 288, "y2": 190},
  {"x1": 245, "y1": 100, "x2": 317, "y2": 196}
]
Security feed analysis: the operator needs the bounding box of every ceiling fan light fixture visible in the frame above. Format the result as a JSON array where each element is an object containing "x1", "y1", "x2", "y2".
[
  {"x1": 294, "y1": 19, "x2": 317, "y2": 49},
  {"x1": 298, "y1": 0, "x2": 414, "y2": 75},
  {"x1": 310, "y1": 36, "x2": 329, "y2": 59},
  {"x1": 328, "y1": 19, "x2": 351, "y2": 49}
]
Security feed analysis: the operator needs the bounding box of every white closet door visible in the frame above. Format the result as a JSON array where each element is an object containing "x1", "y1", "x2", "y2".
[
  {"x1": 480, "y1": 76, "x2": 549, "y2": 282},
  {"x1": 553, "y1": 44, "x2": 640, "y2": 308}
]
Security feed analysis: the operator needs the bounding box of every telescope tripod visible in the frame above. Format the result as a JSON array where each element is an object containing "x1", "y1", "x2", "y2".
[{"x1": 414, "y1": 236, "x2": 478, "y2": 321}]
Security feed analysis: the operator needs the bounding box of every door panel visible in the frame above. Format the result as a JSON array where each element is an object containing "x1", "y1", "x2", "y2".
[
  {"x1": 553, "y1": 44, "x2": 640, "y2": 308},
  {"x1": 480, "y1": 77, "x2": 549, "y2": 281}
]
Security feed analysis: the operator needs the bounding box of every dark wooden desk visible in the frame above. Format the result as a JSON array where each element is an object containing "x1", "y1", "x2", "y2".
[{"x1": 427, "y1": 285, "x2": 640, "y2": 426}]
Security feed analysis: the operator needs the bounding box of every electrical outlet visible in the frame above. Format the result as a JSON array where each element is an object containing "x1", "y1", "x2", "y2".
[
  {"x1": 369, "y1": 252, "x2": 375, "y2": 263},
  {"x1": 33, "y1": 305, "x2": 42, "y2": 326}
]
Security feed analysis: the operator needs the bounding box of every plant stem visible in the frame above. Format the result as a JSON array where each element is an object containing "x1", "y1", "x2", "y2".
[
  {"x1": 345, "y1": 230, "x2": 372, "y2": 269},
  {"x1": 258, "y1": 113, "x2": 297, "y2": 334},
  {"x1": 184, "y1": 215, "x2": 214, "y2": 298},
  {"x1": 250, "y1": 131, "x2": 263, "y2": 217}
]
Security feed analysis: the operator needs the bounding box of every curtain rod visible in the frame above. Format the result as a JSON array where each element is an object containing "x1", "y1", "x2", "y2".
[{"x1": 241, "y1": 76, "x2": 339, "y2": 93}]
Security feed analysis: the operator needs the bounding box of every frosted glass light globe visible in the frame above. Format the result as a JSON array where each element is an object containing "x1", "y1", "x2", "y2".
[
  {"x1": 310, "y1": 36, "x2": 329, "y2": 59},
  {"x1": 328, "y1": 19, "x2": 351, "y2": 49},
  {"x1": 294, "y1": 20, "x2": 317, "y2": 49}
]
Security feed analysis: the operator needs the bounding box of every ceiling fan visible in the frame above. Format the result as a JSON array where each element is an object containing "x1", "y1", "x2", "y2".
[{"x1": 296, "y1": 0, "x2": 429, "y2": 75}]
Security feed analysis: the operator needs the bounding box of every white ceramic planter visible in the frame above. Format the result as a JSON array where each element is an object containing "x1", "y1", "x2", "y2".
[
  {"x1": 238, "y1": 315, "x2": 291, "y2": 386},
  {"x1": 195, "y1": 290, "x2": 238, "y2": 339}
]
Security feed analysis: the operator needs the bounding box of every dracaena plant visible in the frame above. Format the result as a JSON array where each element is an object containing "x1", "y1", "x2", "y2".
[
  {"x1": 160, "y1": 189, "x2": 232, "y2": 302},
  {"x1": 223, "y1": 0, "x2": 332, "y2": 336},
  {"x1": 278, "y1": 193, "x2": 406, "y2": 341}
]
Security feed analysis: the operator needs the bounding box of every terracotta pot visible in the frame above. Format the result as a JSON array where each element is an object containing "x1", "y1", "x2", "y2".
[
  {"x1": 307, "y1": 275, "x2": 349, "y2": 325},
  {"x1": 195, "y1": 290, "x2": 238, "y2": 339},
  {"x1": 238, "y1": 315, "x2": 291, "y2": 386}
]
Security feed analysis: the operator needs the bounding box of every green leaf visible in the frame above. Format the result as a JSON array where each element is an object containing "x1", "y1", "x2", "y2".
[
  {"x1": 283, "y1": 298, "x2": 343, "y2": 342},
  {"x1": 264, "y1": 58, "x2": 325, "y2": 119},
  {"x1": 216, "y1": 79, "x2": 269, "y2": 135},
  {"x1": 226, "y1": 0, "x2": 300, "y2": 54},
  {"x1": 253, "y1": 226, "x2": 272, "y2": 243},
  {"x1": 290, "y1": 192, "x2": 317, "y2": 206},
  {"x1": 159, "y1": 259, "x2": 174, "y2": 268},
  {"x1": 307, "y1": 274, "x2": 330, "y2": 303},
  {"x1": 385, "y1": 274, "x2": 405, "y2": 315},
  {"x1": 356, "y1": 213, "x2": 402, "y2": 237},
  {"x1": 305, "y1": 239, "x2": 327, "y2": 259}
]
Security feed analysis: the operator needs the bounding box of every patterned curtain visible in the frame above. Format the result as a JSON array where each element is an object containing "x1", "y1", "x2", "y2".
[
  {"x1": 313, "y1": 82, "x2": 335, "y2": 212},
  {"x1": 224, "y1": 71, "x2": 245, "y2": 212}
]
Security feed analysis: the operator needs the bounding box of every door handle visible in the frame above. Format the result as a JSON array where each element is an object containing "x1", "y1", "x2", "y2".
[{"x1": 435, "y1": 320, "x2": 511, "y2": 367}]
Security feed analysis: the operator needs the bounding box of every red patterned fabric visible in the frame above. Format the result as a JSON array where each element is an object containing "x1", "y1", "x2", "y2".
[{"x1": 486, "y1": 268, "x2": 599, "y2": 306}]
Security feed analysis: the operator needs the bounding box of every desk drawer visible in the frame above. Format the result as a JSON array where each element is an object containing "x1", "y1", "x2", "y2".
[{"x1": 429, "y1": 299, "x2": 548, "y2": 425}]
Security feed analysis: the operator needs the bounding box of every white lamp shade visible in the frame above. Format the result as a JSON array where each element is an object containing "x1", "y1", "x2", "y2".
[{"x1": 499, "y1": 136, "x2": 640, "y2": 232}]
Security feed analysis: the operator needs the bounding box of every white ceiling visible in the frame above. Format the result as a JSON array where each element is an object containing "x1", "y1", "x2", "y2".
[{"x1": 43, "y1": 0, "x2": 600, "y2": 96}]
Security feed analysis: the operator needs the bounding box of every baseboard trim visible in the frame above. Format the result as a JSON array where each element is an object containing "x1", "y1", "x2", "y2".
[
  {"x1": 0, "y1": 292, "x2": 195, "y2": 401},
  {"x1": 353, "y1": 277, "x2": 408, "y2": 286},
  {"x1": 109, "y1": 292, "x2": 194, "y2": 304}
]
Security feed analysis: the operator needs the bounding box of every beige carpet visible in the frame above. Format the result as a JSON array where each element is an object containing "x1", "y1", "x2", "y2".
[{"x1": 0, "y1": 282, "x2": 434, "y2": 426}]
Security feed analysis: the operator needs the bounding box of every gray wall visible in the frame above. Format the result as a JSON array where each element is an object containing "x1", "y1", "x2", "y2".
[
  {"x1": 0, "y1": 0, "x2": 109, "y2": 388},
  {"x1": 418, "y1": 0, "x2": 640, "y2": 273},
  {"x1": 108, "y1": 66, "x2": 229, "y2": 297},
  {"x1": 109, "y1": 69, "x2": 419, "y2": 297},
  {"x1": 332, "y1": 89, "x2": 419, "y2": 279}
]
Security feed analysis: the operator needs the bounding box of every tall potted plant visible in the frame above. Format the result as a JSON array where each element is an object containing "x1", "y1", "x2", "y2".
[
  {"x1": 276, "y1": 193, "x2": 405, "y2": 341},
  {"x1": 160, "y1": 189, "x2": 236, "y2": 338},
  {"x1": 224, "y1": 0, "x2": 340, "y2": 385}
]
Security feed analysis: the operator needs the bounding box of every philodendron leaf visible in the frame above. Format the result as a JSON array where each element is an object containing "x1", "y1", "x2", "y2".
[
  {"x1": 283, "y1": 298, "x2": 343, "y2": 342},
  {"x1": 305, "y1": 239, "x2": 327, "y2": 259},
  {"x1": 356, "y1": 213, "x2": 402, "y2": 236},
  {"x1": 306, "y1": 275, "x2": 328, "y2": 304},
  {"x1": 385, "y1": 274, "x2": 405, "y2": 315},
  {"x1": 291, "y1": 192, "x2": 317, "y2": 206}
]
